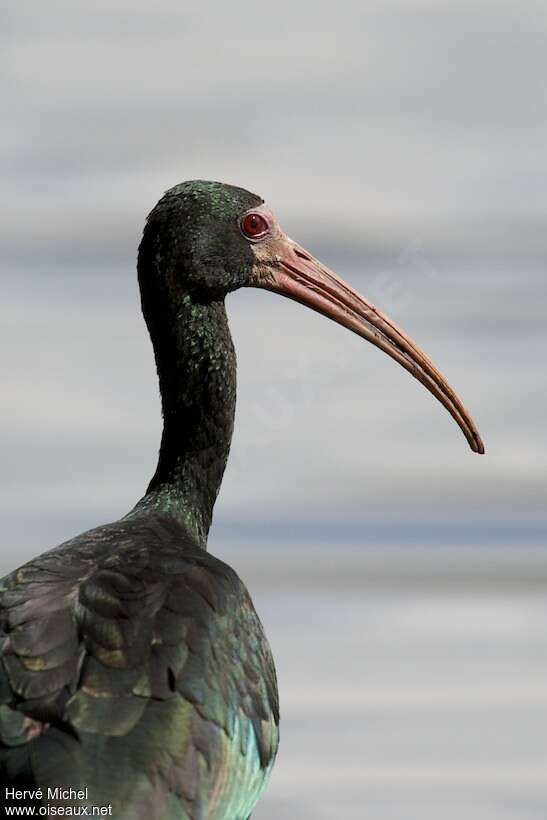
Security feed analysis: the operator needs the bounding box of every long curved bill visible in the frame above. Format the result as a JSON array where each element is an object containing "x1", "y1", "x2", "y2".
[{"x1": 251, "y1": 236, "x2": 484, "y2": 454}]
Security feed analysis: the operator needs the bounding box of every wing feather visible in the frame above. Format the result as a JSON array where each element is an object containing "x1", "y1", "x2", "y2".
[{"x1": 0, "y1": 514, "x2": 279, "y2": 819}]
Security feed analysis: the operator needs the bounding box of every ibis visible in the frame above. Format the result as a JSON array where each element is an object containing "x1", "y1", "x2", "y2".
[{"x1": 0, "y1": 181, "x2": 483, "y2": 818}]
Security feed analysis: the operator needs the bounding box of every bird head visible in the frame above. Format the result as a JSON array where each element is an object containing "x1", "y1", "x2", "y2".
[{"x1": 139, "y1": 179, "x2": 484, "y2": 455}]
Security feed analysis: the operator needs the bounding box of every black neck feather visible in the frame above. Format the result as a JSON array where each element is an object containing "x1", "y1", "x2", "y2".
[{"x1": 128, "y1": 288, "x2": 236, "y2": 549}]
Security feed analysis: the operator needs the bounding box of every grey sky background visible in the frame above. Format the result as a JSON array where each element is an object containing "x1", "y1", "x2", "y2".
[
  {"x1": 2, "y1": 4, "x2": 547, "y2": 818},
  {"x1": 2, "y1": 0, "x2": 546, "y2": 556}
]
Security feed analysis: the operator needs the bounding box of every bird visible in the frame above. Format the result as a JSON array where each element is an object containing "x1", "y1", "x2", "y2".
[{"x1": 0, "y1": 180, "x2": 484, "y2": 818}]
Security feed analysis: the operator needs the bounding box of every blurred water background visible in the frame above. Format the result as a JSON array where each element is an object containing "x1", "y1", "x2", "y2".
[
  {"x1": 2, "y1": 2, "x2": 547, "y2": 817},
  {"x1": 239, "y1": 545, "x2": 547, "y2": 819}
]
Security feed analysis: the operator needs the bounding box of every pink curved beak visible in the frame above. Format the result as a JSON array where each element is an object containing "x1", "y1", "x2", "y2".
[{"x1": 252, "y1": 236, "x2": 484, "y2": 455}]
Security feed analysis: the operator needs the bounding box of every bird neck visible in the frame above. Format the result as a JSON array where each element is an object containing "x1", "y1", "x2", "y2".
[{"x1": 127, "y1": 294, "x2": 236, "y2": 549}]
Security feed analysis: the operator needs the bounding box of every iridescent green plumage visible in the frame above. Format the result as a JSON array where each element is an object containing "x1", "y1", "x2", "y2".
[
  {"x1": 0, "y1": 516, "x2": 278, "y2": 818},
  {"x1": 0, "y1": 182, "x2": 279, "y2": 817}
]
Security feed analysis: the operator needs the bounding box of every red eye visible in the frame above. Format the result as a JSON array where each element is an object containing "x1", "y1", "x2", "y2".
[{"x1": 240, "y1": 212, "x2": 269, "y2": 240}]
